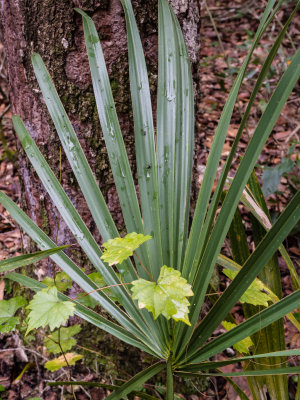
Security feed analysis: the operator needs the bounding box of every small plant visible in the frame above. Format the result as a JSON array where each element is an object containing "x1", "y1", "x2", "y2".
[
  {"x1": 1, "y1": 0, "x2": 300, "y2": 398},
  {"x1": 0, "y1": 296, "x2": 27, "y2": 333},
  {"x1": 261, "y1": 142, "x2": 299, "y2": 197}
]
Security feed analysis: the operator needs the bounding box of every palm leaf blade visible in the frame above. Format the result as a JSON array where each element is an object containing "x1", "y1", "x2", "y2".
[
  {"x1": 76, "y1": 9, "x2": 151, "y2": 275},
  {"x1": 31, "y1": 53, "x2": 117, "y2": 243},
  {"x1": 121, "y1": 0, "x2": 162, "y2": 279},
  {"x1": 106, "y1": 362, "x2": 165, "y2": 400},
  {"x1": 0, "y1": 246, "x2": 68, "y2": 272}
]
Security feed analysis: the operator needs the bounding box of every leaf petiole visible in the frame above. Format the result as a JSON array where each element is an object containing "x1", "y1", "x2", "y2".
[
  {"x1": 133, "y1": 251, "x2": 154, "y2": 281},
  {"x1": 74, "y1": 282, "x2": 132, "y2": 301}
]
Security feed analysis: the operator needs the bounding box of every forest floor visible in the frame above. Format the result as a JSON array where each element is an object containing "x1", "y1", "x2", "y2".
[{"x1": 0, "y1": 0, "x2": 299, "y2": 399}]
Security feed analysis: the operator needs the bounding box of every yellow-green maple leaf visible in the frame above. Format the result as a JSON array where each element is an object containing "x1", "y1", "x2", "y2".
[
  {"x1": 223, "y1": 269, "x2": 272, "y2": 307},
  {"x1": 101, "y1": 232, "x2": 152, "y2": 265},
  {"x1": 131, "y1": 266, "x2": 193, "y2": 325},
  {"x1": 26, "y1": 287, "x2": 75, "y2": 335},
  {"x1": 44, "y1": 353, "x2": 83, "y2": 371},
  {"x1": 222, "y1": 321, "x2": 253, "y2": 354}
]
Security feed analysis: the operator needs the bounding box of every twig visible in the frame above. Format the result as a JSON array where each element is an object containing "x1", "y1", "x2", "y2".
[
  {"x1": 285, "y1": 124, "x2": 300, "y2": 143},
  {"x1": 71, "y1": 377, "x2": 92, "y2": 399},
  {"x1": 74, "y1": 282, "x2": 131, "y2": 301},
  {"x1": 0, "y1": 104, "x2": 10, "y2": 121},
  {"x1": 0, "y1": 347, "x2": 49, "y2": 361},
  {"x1": 134, "y1": 251, "x2": 154, "y2": 281}
]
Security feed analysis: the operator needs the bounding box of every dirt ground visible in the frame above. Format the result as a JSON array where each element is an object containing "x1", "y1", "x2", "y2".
[{"x1": 0, "y1": 0, "x2": 299, "y2": 399}]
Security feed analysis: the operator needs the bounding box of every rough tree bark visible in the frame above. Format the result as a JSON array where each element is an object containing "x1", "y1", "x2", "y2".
[{"x1": 2, "y1": 0, "x2": 201, "y2": 270}]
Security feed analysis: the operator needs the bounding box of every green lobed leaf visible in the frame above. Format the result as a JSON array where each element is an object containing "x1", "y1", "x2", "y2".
[
  {"x1": 0, "y1": 296, "x2": 27, "y2": 317},
  {"x1": 0, "y1": 316, "x2": 20, "y2": 333},
  {"x1": 131, "y1": 266, "x2": 193, "y2": 325},
  {"x1": 7, "y1": 272, "x2": 162, "y2": 358},
  {"x1": 101, "y1": 233, "x2": 152, "y2": 266},
  {"x1": 44, "y1": 324, "x2": 82, "y2": 354},
  {"x1": 262, "y1": 158, "x2": 294, "y2": 196},
  {"x1": 26, "y1": 286, "x2": 75, "y2": 334},
  {"x1": 0, "y1": 297, "x2": 27, "y2": 333},
  {"x1": 42, "y1": 271, "x2": 72, "y2": 292},
  {"x1": 223, "y1": 269, "x2": 272, "y2": 307},
  {"x1": 222, "y1": 321, "x2": 253, "y2": 354},
  {"x1": 44, "y1": 352, "x2": 83, "y2": 371}
]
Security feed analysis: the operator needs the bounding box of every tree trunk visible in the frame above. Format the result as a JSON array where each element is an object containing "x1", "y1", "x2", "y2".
[{"x1": 2, "y1": 0, "x2": 201, "y2": 272}]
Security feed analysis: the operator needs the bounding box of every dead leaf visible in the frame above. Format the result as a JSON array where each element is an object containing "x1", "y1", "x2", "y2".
[
  {"x1": 289, "y1": 247, "x2": 300, "y2": 256},
  {"x1": 273, "y1": 131, "x2": 292, "y2": 140}
]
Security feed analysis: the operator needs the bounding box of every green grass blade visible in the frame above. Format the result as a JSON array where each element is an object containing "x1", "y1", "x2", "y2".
[
  {"x1": 31, "y1": 53, "x2": 117, "y2": 243},
  {"x1": 177, "y1": 366, "x2": 300, "y2": 378},
  {"x1": 157, "y1": 0, "x2": 193, "y2": 268},
  {"x1": 0, "y1": 190, "x2": 163, "y2": 355},
  {"x1": 120, "y1": 0, "x2": 162, "y2": 279},
  {"x1": 75, "y1": 9, "x2": 151, "y2": 276},
  {"x1": 185, "y1": 190, "x2": 300, "y2": 360},
  {"x1": 106, "y1": 362, "x2": 165, "y2": 400},
  {"x1": 184, "y1": 287, "x2": 300, "y2": 365},
  {"x1": 176, "y1": 48, "x2": 300, "y2": 358},
  {"x1": 0, "y1": 246, "x2": 68, "y2": 273},
  {"x1": 180, "y1": 349, "x2": 300, "y2": 372},
  {"x1": 5, "y1": 272, "x2": 160, "y2": 357}
]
